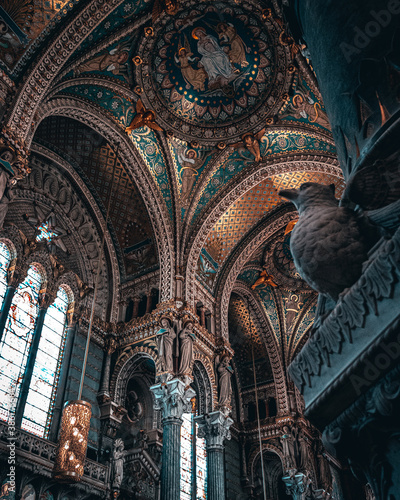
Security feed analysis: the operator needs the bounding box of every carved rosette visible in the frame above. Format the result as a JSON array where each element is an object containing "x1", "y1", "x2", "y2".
[
  {"x1": 195, "y1": 410, "x2": 233, "y2": 450},
  {"x1": 150, "y1": 378, "x2": 195, "y2": 422}
]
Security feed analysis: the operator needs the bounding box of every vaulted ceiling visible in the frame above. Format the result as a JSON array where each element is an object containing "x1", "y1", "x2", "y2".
[{"x1": 0, "y1": 0, "x2": 344, "y2": 392}]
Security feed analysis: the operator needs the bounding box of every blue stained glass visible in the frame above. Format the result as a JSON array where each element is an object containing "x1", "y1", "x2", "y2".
[
  {"x1": 0, "y1": 266, "x2": 42, "y2": 422},
  {"x1": 180, "y1": 403, "x2": 208, "y2": 499},
  {"x1": 21, "y1": 287, "x2": 69, "y2": 438},
  {"x1": 36, "y1": 222, "x2": 58, "y2": 243},
  {"x1": 0, "y1": 242, "x2": 10, "y2": 311}
]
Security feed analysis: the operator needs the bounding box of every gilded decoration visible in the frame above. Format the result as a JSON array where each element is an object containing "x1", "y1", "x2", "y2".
[{"x1": 135, "y1": 0, "x2": 293, "y2": 143}]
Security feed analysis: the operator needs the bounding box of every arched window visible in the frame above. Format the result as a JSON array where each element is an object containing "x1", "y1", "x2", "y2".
[
  {"x1": 0, "y1": 265, "x2": 42, "y2": 421},
  {"x1": 21, "y1": 287, "x2": 70, "y2": 437},
  {"x1": 0, "y1": 242, "x2": 11, "y2": 309},
  {"x1": 180, "y1": 399, "x2": 207, "y2": 500}
]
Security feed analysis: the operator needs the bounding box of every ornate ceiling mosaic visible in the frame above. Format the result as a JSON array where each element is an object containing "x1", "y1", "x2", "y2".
[
  {"x1": 203, "y1": 171, "x2": 345, "y2": 269},
  {"x1": 34, "y1": 116, "x2": 158, "y2": 279},
  {"x1": 135, "y1": 0, "x2": 293, "y2": 143}
]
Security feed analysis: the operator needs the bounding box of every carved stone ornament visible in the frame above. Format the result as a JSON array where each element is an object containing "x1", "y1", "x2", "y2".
[
  {"x1": 150, "y1": 378, "x2": 195, "y2": 421},
  {"x1": 282, "y1": 470, "x2": 312, "y2": 500},
  {"x1": 195, "y1": 410, "x2": 233, "y2": 449}
]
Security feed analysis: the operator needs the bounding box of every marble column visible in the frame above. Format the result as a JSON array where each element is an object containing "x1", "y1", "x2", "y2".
[
  {"x1": 150, "y1": 378, "x2": 195, "y2": 500},
  {"x1": 98, "y1": 334, "x2": 117, "y2": 398},
  {"x1": 132, "y1": 297, "x2": 140, "y2": 318},
  {"x1": 195, "y1": 411, "x2": 233, "y2": 500}
]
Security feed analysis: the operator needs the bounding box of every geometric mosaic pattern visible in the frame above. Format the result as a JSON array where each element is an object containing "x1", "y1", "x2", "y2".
[{"x1": 205, "y1": 171, "x2": 345, "y2": 266}]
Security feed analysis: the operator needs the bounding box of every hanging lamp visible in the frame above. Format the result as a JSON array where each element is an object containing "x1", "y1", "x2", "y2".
[{"x1": 53, "y1": 143, "x2": 119, "y2": 482}]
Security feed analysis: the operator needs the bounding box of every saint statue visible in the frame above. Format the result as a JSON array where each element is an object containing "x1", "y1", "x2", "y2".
[
  {"x1": 112, "y1": 438, "x2": 125, "y2": 489},
  {"x1": 280, "y1": 426, "x2": 297, "y2": 470},
  {"x1": 217, "y1": 355, "x2": 233, "y2": 406},
  {"x1": 157, "y1": 316, "x2": 176, "y2": 372},
  {"x1": 178, "y1": 320, "x2": 196, "y2": 375}
]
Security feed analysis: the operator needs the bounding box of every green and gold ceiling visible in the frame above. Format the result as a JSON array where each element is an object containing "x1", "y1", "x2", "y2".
[{"x1": 1, "y1": 0, "x2": 345, "y2": 386}]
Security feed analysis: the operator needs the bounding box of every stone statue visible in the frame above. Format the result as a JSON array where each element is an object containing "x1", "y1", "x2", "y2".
[
  {"x1": 279, "y1": 182, "x2": 380, "y2": 302},
  {"x1": 178, "y1": 320, "x2": 195, "y2": 375},
  {"x1": 0, "y1": 149, "x2": 17, "y2": 230},
  {"x1": 297, "y1": 431, "x2": 310, "y2": 470},
  {"x1": 280, "y1": 426, "x2": 297, "y2": 470},
  {"x1": 217, "y1": 355, "x2": 233, "y2": 406},
  {"x1": 112, "y1": 438, "x2": 125, "y2": 489},
  {"x1": 157, "y1": 316, "x2": 176, "y2": 372},
  {"x1": 126, "y1": 390, "x2": 143, "y2": 423}
]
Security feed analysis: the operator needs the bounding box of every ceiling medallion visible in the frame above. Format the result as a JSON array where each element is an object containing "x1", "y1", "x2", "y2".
[{"x1": 135, "y1": 0, "x2": 293, "y2": 144}]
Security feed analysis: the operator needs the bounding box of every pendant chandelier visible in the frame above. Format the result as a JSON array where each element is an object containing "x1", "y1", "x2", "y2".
[{"x1": 53, "y1": 143, "x2": 119, "y2": 482}]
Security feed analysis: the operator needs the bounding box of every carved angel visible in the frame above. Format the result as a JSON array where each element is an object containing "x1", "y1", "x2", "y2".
[
  {"x1": 251, "y1": 269, "x2": 278, "y2": 290},
  {"x1": 125, "y1": 100, "x2": 163, "y2": 134},
  {"x1": 232, "y1": 129, "x2": 266, "y2": 162},
  {"x1": 157, "y1": 316, "x2": 176, "y2": 372}
]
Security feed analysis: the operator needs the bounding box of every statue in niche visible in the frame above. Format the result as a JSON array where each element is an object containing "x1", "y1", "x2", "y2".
[
  {"x1": 178, "y1": 320, "x2": 196, "y2": 375},
  {"x1": 126, "y1": 390, "x2": 143, "y2": 423},
  {"x1": 280, "y1": 426, "x2": 297, "y2": 470},
  {"x1": 297, "y1": 430, "x2": 310, "y2": 470},
  {"x1": 0, "y1": 148, "x2": 18, "y2": 230},
  {"x1": 216, "y1": 355, "x2": 233, "y2": 406},
  {"x1": 112, "y1": 438, "x2": 126, "y2": 489},
  {"x1": 157, "y1": 316, "x2": 176, "y2": 373}
]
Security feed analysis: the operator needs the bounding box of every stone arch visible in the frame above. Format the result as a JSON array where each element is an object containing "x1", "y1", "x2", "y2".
[
  {"x1": 32, "y1": 97, "x2": 175, "y2": 302},
  {"x1": 183, "y1": 153, "x2": 341, "y2": 304},
  {"x1": 14, "y1": 151, "x2": 116, "y2": 320},
  {"x1": 192, "y1": 357, "x2": 216, "y2": 415},
  {"x1": 249, "y1": 444, "x2": 285, "y2": 482},
  {"x1": 111, "y1": 345, "x2": 160, "y2": 405},
  {"x1": 232, "y1": 282, "x2": 289, "y2": 416}
]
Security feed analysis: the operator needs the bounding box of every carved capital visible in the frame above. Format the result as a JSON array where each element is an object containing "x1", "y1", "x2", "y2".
[
  {"x1": 195, "y1": 411, "x2": 233, "y2": 449},
  {"x1": 150, "y1": 378, "x2": 195, "y2": 422},
  {"x1": 282, "y1": 470, "x2": 312, "y2": 500}
]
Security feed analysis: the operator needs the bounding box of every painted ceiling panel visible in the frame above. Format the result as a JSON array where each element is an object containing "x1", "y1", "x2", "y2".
[
  {"x1": 34, "y1": 115, "x2": 158, "y2": 279},
  {"x1": 191, "y1": 131, "x2": 337, "y2": 224},
  {"x1": 204, "y1": 171, "x2": 345, "y2": 268}
]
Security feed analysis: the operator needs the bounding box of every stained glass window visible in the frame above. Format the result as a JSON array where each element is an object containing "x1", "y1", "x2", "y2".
[
  {"x1": 0, "y1": 265, "x2": 42, "y2": 421},
  {"x1": 36, "y1": 221, "x2": 57, "y2": 243},
  {"x1": 0, "y1": 242, "x2": 11, "y2": 311},
  {"x1": 180, "y1": 401, "x2": 208, "y2": 499},
  {"x1": 21, "y1": 287, "x2": 69, "y2": 437}
]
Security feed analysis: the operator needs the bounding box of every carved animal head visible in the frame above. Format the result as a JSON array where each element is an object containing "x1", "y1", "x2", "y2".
[{"x1": 279, "y1": 182, "x2": 337, "y2": 212}]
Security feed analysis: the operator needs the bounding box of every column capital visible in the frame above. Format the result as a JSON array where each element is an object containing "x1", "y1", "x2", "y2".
[
  {"x1": 282, "y1": 470, "x2": 312, "y2": 500},
  {"x1": 195, "y1": 411, "x2": 233, "y2": 449},
  {"x1": 150, "y1": 378, "x2": 195, "y2": 421}
]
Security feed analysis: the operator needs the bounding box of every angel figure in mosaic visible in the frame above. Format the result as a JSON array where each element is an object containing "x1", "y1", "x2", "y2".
[
  {"x1": 125, "y1": 100, "x2": 163, "y2": 134},
  {"x1": 175, "y1": 35, "x2": 207, "y2": 91},
  {"x1": 232, "y1": 129, "x2": 266, "y2": 162},
  {"x1": 152, "y1": 0, "x2": 179, "y2": 24},
  {"x1": 74, "y1": 45, "x2": 129, "y2": 79},
  {"x1": 283, "y1": 293, "x2": 303, "y2": 334},
  {"x1": 292, "y1": 93, "x2": 331, "y2": 130},
  {"x1": 217, "y1": 22, "x2": 250, "y2": 68},
  {"x1": 177, "y1": 147, "x2": 207, "y2": 206}
]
